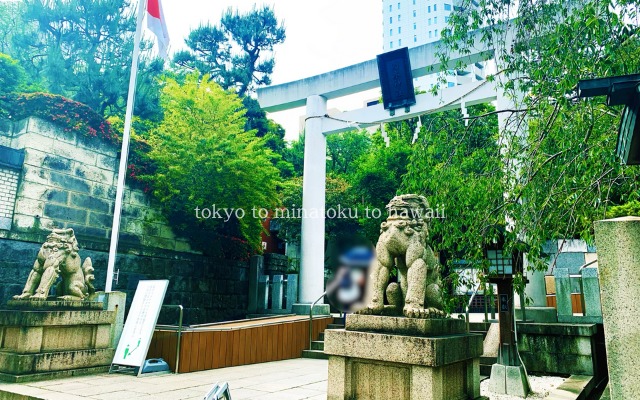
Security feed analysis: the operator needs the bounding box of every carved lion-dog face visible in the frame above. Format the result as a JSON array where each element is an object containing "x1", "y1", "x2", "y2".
[{"x1": 37, "y1": 229, "x2": 79, "y2": 273}]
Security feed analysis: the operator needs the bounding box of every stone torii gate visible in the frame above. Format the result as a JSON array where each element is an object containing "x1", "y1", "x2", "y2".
[
  {"x1": 257, "y1": 23, "x2": 549, "y2": 311},
  {"x1": 259, "y1": 28, "x2": 493, "y2": 308}
]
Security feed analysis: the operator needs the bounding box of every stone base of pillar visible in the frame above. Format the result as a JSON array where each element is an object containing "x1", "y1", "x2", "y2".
[
  {"x1": 488, "y1": 364, "x2": 530, "y2": 398},
  {"x1": 291, "y1": 303, "x2": 330, "y2": 316},
  {"x1": 515, "y1": 307, "x2": 558, "y2": 323},
  {"x1": 0, "y1": 298, "x2": 119, "y2": 382},
  {"x1": 325, "y1": 314, "x2": 483, "y2": 400}
]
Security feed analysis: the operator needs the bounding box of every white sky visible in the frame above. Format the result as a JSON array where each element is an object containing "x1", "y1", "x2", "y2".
[{"x1": 161, "y1": 0, "x2": 383, "y2": 141}]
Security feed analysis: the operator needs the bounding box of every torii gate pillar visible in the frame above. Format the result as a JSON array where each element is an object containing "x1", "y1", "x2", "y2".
[{"x1": 292, "y1": 95, "x2": 330, "y2": 315}]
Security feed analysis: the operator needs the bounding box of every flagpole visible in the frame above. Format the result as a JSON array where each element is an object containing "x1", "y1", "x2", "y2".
[{"x1": 105, "y1": 0, "x2": 146, "y2": 292}]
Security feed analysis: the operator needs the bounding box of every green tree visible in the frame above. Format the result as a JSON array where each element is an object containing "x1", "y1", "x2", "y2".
[
  {"x1": 351, "y1": 128, "x2": 412, "y2": 242},
  {"x1": 173, "y1": 5, "x2": 285, "y2": 96},
  {"x1": 402, "y1": 105, "x2": 502, "y2": 266},
  {"x1": 326, "y1": 130, "x2": 373, "y2": 175},
  {"x1": 433, "y1": 0, "x2": 640, "y2": 270},
  {"x1": 12, "y1": 0, "x2": 163, "y2": 119},
  {"x1": 0, "y1": 1, "x2": 27, "y2": 55},
  {"x1": 143, "y1": 73, "x2": 282, "y2": 252},
  {"x1": 0, "y1": 53, "x2": 26, "y2": 94}
]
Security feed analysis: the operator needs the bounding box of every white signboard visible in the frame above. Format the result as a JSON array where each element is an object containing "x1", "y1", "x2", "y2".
[{"x1": 112, "y1": 280, "x2": 169, "y2": 369}]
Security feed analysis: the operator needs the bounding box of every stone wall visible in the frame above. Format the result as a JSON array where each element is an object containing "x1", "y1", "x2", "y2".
[
  {"x1": 517, "y1": 322, "x2": 607, "y2": 378},
  {"x1": 0, "y1": 118, "x2": 249, "y2": 324}
]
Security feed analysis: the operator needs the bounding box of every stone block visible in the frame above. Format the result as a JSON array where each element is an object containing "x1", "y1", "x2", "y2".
[
  {"x1": 70, "y1": 193, "x2": 110, "y2": 214},
  {"x1": 505, "y1": 365, "x2": 530, "y2": 397},
  {"x1": 12, "y1": 134, "x2": 54, "y2": 154},
  {"x1": 22, "y1": 165, "x2": 49, "y2": 186},
  {"x1": 345, "y1": 314, "x2": 466, "y2": 336},
  {"x1": 49, "y1": 172, "x2": 91, "y2": 194},
  {"x1": 515, "y1": 307, "x2": 557, "y2": 323},
  {"x1": 63, "y1": 223, "x2": 107, "y2": 239},
  {"x1": 11, "y1": 215, "x2": 37, "y2": 231},
  {"x1": 43, "y1": 203, "x2": 87, "y2": 224},
  {"x1": 44, "y1": 188, "x2": 68, "y2": 204},
  {"x1": 42, "y1": 154, "x2": 72, "y2": 172},
  {"x1": 13, "y1": 199, "x2": 44, "y2": 217},
  {"x1": 0, "y1": 303, "x2": 117, "y2": 382},
  {"x1": 52, "y1": 139, "x2": 97, "y2": 167},
  {"x1": 326, "y1": 324, "x2": 481, "y2": 400},
  {"x1": 102, "y1": 291, "x2": 126, "y2": 348},
  {"x1": 96, "y1": 154, "x2": 117, "y2": 171},
  {"x1": 28, "y1": 118, "x2": 76, "y2": 144},
  {"x1": 94, "y1": 325, "x2": 111, "y2": 349},
  {"x1": 324, "y1": 329, "x2": 483, "y2": 367},
  {"x1": 88, "y1": 212, "x2": 112, "y2": 229},
  {"x1": 555, "y1": 252, "x2": 586, "y2": 273},
  {"x1": 580, "y1": 267, "x2": 603, "y2": 318},
  {"x1": 21, "y1": 148, "x2": 46, "y2": 169},
  {"x1": 516, "y1": 323, "x2": 599, "y2": 376},
  {"x1": 488, "y1": 364, "x2": 506, "y2": 394},
  {"x1": 594, "y1": 216, "x2": 640, "y2": 399},
  {"x1": 0, "y1": 348, "x2": 114, "y2": 375},
  {"x1": 74, "y1": 164, "x2": 113, "y2": 184},
  {"x1": 2, "y1": 326, "x2": 43, "y2": 353},
  {"x1": 270, "y1": 275, "x2": 284, "y2": 310}
]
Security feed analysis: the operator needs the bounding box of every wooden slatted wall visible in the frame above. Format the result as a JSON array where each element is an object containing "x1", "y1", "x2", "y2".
[{"x1": 148, "y1": 316, "x2": 333, "y2": 373}]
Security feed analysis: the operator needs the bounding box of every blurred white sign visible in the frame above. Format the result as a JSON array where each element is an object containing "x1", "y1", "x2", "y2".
[{"x1": 112, "y1": 280, "x2": 168, "y2": 369}]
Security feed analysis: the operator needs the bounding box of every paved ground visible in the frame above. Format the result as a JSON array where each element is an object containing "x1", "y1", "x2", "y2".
[{"x1": 0, "y1": 358, "x2": 328, "y2": 400}]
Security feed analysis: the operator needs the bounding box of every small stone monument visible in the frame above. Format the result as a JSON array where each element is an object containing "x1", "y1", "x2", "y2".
[
  {"x1": 0, "y1": 229, "x2": 125, "y2": 382},
  {"x1": 324, "y1": 195, "x2": 483, "y2": 400}
]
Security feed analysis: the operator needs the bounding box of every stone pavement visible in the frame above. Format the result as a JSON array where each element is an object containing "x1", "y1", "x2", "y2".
[{"x1": 0, "y1": 358, "x2": 328, "y2": 400}]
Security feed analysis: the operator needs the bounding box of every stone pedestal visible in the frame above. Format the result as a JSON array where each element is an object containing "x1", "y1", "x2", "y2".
[
  {"x1": 594, "y1": 216, "x2": 640, "y2": 399},
  {"x1": 0, "y1": 298, "x2": 120, "y2": 382},
  {"x1": 324, "y1": 314, "x2": 483, "y2": 400}
]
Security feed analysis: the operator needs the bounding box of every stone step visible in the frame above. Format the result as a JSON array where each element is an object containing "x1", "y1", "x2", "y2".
[
  {"x1": 302, "y1": 349, "x2": 328, "y2": 360},
  {"x1": 311, "y1": 341, "x2": 324, "y2": 351}
]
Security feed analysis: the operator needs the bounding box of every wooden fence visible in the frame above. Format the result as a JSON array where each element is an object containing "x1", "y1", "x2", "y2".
[{"x1": 148, "y1": 315, "x2": 333, "y2": 373}]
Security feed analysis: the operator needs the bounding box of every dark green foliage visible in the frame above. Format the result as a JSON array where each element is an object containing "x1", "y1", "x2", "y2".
[
  {"x1": 141, "y1": 73, "x2": 282, "y2": 253},
  {"x1": 431, "y1": 0, "x2": 640, "y2": 273},
  {"x1": 5, "y1": 0, "x2": 163, "y2": 119},
  {"x1": 0, "y1": 53, "x2": 25, "y2": 94},
  {"x1": 174, "y1": 5, "x2": 285, "y2": 96}
]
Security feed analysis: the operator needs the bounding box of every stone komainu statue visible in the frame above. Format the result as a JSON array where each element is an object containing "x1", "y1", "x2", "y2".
[
  {"x1": 359, "y1": 194, "x2": 444, "y2": 318},
  {"x1": 14, "y1": 228, "x2": 96, "y2": 301}
]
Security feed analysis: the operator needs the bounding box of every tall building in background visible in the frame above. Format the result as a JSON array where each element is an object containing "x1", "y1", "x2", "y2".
[{"x1": 382, "y1": 0, "x2": 484, "y2": 88}]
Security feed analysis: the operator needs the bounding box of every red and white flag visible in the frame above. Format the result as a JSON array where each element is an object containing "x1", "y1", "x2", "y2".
[{"x1": 147, "y1": 0, "x2": 170, "y2": 58}]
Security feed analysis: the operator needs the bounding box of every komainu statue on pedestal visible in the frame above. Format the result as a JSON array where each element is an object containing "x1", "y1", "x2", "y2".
[
  {"x1": 359, "y1": 194, "x2": 445, "y2": 318},
  {"x1": 13, "y1": 228, "x2": 96, "y2": 301}
]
